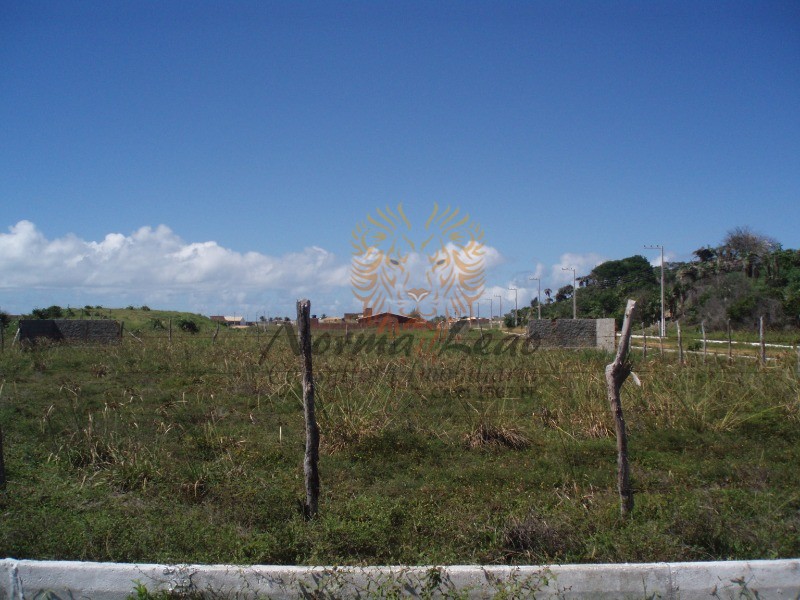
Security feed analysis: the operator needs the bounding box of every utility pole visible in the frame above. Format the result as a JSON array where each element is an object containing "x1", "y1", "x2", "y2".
[
  {"x1": 509, "y1": 286, "x2": 519, "y2": 327},
  {"x1": 562, "y1": 266, "x2": 577, "y2": 319},
  {"x1": 529, "y1": 276, "x2": 541, "y2": 319},
  {"x1": 494, "y1": 294, "x2": 502, "y2": 328},
  {"x1": 644, "y1": 244, "x2": 665, "y2": 337}
]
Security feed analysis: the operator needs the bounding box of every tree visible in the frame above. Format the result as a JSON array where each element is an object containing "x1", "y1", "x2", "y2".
[
  {"x1": 555, "y1": 285, "x2": 573, "y2": 303},
  {"x1": 588, "y1": 255, "x2": 656, "y2": 288},
  {"x1": 721, "y1": 227, "x2": 780, "y2": 276},
  {"x1": 722, "y1": 226, "x2": 779, "y2": 260},
  {"x1": 0, "y1": 309, "x2": 10, "y2": 329},
  {"x1": 543, "y1": 288, "x2": 552, "y2": 304},
  {"x1": 693, "y1": 247, "x2": 716, "y2": 263}
]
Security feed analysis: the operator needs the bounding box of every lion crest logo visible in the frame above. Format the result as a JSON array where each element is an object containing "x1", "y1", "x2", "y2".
[{"x1": 351, "y1": 204, "x2": 486, "y2": 319}]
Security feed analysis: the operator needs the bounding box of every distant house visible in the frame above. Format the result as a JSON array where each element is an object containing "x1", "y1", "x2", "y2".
[
  {"x1": 320, "y1": 316, "x2": 343, "y2": 324},
  {"x1": 357, "y1": 311, "x2": 430, "y2": 329},
  {"x1": 209, "y1": 315, "x2": 244, "y2": 327}
]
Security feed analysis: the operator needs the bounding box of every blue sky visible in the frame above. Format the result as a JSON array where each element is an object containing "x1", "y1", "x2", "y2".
[{"x1": 2, "y1": 1, "x2": 798, "y2": 318}]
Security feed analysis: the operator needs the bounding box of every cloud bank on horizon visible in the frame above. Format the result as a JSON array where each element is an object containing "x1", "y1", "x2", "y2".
[
  {"x1": 0, "y1": 221, "x2": 349, "y2": 314},
  {"x1": 0, "y1": 220, "x2": 605, "y2": 316}
]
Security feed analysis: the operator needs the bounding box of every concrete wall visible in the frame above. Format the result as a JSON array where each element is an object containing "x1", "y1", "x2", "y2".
[
  {"x1": 528, "y1": 318, "x2": 616, "y2": 352},
  {"x1": 19, "y1": 320, "x2": 122, "y2": 344},
  {"x1": 1, "y1": 559, "x2": 798, "y2": 599}
]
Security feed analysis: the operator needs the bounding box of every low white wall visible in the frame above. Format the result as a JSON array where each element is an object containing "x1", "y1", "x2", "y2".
[{"x1": 2, "y1": 558, "x2": 798, "y2": 599}]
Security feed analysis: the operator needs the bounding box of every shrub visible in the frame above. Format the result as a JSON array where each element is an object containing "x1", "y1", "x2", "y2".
[
  {"x1": 177, "y1": 319, "x2": 199, "y2": 334},
  {"x1": 31, "y1": 305, "x2": 64, "y2": 319},
  {"x1": 727, "y1": 295, "x2": 756, "y2": 323}
]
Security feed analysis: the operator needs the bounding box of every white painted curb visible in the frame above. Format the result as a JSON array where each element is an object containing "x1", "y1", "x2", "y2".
[{"x1": 1, "y1": 558, "x2": 798, "y2": 599}]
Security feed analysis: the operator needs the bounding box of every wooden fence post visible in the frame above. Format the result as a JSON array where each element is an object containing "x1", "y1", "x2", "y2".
[
  {"x1": 727, "y1": 319, "x2": 733, "y2": 364},
  {"x1": 796, "y1": 344, "x2": 800, "y2": 377},
  {"x1": 169, "y1": 318, "x2": 172, "y2": 344},
  {"x1": 297, "y1": 299, "x2": 320, "y2": 519},
  {"x1": 0, "y1": 323, "x2": 4, "y2": 352},
  {"x1": 759, "y1": 316, "x2": 766, "y2": 366},
  {"x1": 677, "y1": 320, "x2": 684, "y2": 366},
  {"x1": 0, "y1": 425, "x2": 6, "y2": 487},
  {"x1": 212, "y1": 323, "x2": 220, "y2": 344},
  {"x1": 605, "y1": 299, "x2": 636, "y2": 517},
  {"x1": 701, "y1": 321, "x2": 707, "y2": 364},
  {"x1": 641, "y1": 323, "x2": 647, "y2": 359}
]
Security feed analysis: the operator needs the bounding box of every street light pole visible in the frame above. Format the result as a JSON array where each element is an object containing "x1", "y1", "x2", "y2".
[
  {"x1": 562, "y1": 267, "x2": 577, "y2": 319},
  {"x1": 509, "y1": 287, "x2": 518, "y2": 328},
  {"x1": 494, "y1": 294, "x2": 502, "y2": 328},
  {"x1": 645, "y1": 244, "x2": 666, "y2": 337},
  {"x1": 529, "y1": 276, "x2": 541, "y2": 319}
]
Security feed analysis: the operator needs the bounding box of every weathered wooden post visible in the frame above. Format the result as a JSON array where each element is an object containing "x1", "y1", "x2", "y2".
[
  {"x1": 605, "y1": 299, "x2": 636, "y2": 517},
  {"x1": 727, "y1": 319, "x2": 733, "y2": 364},
  {"x1": 796, "y1": 344, "x2": 800, "y2": 377},
  {"x1": 169, "y1": 318, "x2": 173, "y2": 344},
  {"x1": 677, "y1": 320, "x2": 684, "y2": 366},
  {"x1": 701, "y1": 321, "x2": 707, "y2": 364},
  {"x1": 212, "y1": 322, "x2": 220, "y2": 344},
  {"x1": 641, "y1": 323, "x2": 647, "y2": 359},
  {"x1": 759, "y1": 316, "x2": 766, "y2": 366},
  {"x1": 297, "y1": 299, "x2": 320, "y2": 519},
  {"x1": 0, "y1": 425, "x2": 6, "y2": 487}
]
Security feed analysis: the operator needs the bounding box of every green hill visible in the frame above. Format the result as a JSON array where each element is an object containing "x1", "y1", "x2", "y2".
[
  {"x1": 3, "y1": 305, "x2": 215, "y2": 335},
  {"x1": 519, "y1": 228, "x2": 800, "y2": 335}
]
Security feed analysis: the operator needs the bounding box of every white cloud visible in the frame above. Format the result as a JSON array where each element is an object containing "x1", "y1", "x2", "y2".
[
  {"x1": 0, "y1": 221, "x2": 350, "y2": 312},
  {"x1": 481, "y1": 245, "x2": 505, "y2": 270},
  {"x1": 647, "y1": 250, "x2": 677, "y2": 266},
  {"x1": 550, "y1": 252, "x2": 607, "y2": 287}
]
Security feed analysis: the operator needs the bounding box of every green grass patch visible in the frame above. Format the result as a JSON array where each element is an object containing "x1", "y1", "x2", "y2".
[{"x1": 0, "y1": 329, "x2": 798, "y2": 565}]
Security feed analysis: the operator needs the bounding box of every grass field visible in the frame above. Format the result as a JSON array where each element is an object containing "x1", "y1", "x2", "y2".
[{"x1": 0, "y1": 322, "x2": 798, "y2": 566}]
